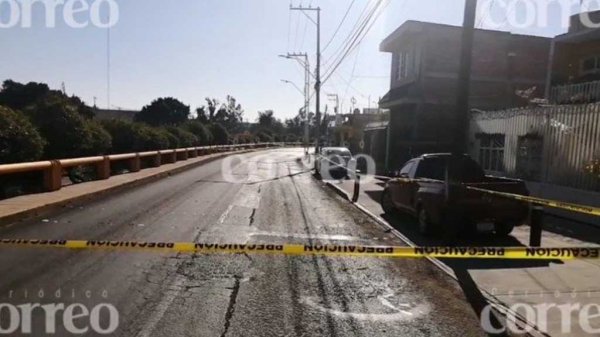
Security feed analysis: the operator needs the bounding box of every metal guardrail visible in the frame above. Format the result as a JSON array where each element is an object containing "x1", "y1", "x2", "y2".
[{"x1": 0, "y1": 142, "x2": 302, "y2": 193}]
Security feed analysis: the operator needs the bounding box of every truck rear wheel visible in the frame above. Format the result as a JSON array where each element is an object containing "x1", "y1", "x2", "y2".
[
  {"x1": 381, "y1": 190, "x2": 395, "y2": 215},
  {"x1": 417, "y1": 207, "x2": 434, "y2": 236},
  {"x1": 494, "y1": 222, "x2": 515, "y2": 237}
]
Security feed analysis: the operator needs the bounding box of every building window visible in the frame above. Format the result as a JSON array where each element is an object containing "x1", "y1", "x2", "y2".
[
  {"x1": 580, "y1": 56, "x2": 600, "y2": 75},
  {"x1": 478, "y1": 134, "x2": 505, "y2": 172},
  {"x1": 516, "y1": 135, "x2": 543, "y2": 181},
  {"x1": 396, "y1": 50, "x2": 413, "y2": 80}
]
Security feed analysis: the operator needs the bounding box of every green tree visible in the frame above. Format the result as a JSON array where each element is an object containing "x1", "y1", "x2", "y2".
[
  {"x1": 197, "y1": 96, "x2": 243, "y2": 132},
  {"x1": 135, "y1": 97, "x2": 190, "y2": 126},
  {"x1": 0, "y1": 80, "x2": 94, "y2": 118},
  {"x1": 0, "y1": 80, "x2": 50, "y2": 110},
  {"x1": 0, "y1": 105, "x2": 45, "y2": 164}
]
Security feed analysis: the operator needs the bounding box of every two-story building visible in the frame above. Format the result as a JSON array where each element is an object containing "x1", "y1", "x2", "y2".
[
  {"x1": 547, "y1": 11, "x2": 600, "y2": 104},
  {"x1": 379, "y1": 20, "x2": 551, "y2": 171}
]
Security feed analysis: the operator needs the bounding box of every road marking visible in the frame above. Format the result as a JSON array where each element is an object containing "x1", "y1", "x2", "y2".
[
  {"x1": 249, "y1": 231, "x2": 365, "y2": 242},
  {"x1": 218, "y1": 205, "x2": 234, "y2": 224},
  {"x1": 135, "y1": 273, "x2": 187, "y2": 337},
  {"x1": 300, "y1": 297, "x2": 430, "y2": 322}
]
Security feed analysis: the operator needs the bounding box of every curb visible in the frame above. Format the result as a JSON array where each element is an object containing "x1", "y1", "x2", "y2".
[{"x1": 0, "y1": 148, "x2": 263, "y2": 227}]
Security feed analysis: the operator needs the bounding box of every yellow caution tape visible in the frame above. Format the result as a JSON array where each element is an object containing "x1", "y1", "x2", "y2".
[
  {"x1": 465, "y1": 186, "x2": 600, "y2": 217},
  {"x1": 0, "y1": 239, "x2": 599, "y2": 260},
  {"x1": 385, "y1": 178, "x2": 600, "y2": 217}
]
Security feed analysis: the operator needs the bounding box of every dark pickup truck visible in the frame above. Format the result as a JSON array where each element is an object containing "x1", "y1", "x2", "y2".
[{"x1": 381, "y1": 153, "x2": 529, "y2": 239}]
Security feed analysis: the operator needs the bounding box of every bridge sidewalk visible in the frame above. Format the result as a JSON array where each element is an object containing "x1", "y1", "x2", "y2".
[{"x1": 0, "y1": 150, "x2": 250, "y2": 226}]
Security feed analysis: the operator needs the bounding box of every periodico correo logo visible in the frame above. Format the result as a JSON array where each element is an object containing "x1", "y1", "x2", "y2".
[
  {"x1": 0, "y1": 0, "x2": 119, "y2": 28},
  {"x1": 0, "y1": 302, "x2": 120, "y2": 335}
]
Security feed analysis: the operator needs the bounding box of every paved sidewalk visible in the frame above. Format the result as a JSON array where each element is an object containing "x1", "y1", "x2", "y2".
[
  {"x1": 329, "y1": 176, "x2": 600, "y2": 337},
  {"x1": 0, "y1": 149, "x2": 256, "y2": 225}
]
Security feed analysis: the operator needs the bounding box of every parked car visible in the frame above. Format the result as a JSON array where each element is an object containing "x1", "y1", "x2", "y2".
[
  {"x1": 380, "y1": 153, "x2": 529, "y2": 240},
  {"x1": 316, "y1": 147, "x2": 356, "y2": 179}
]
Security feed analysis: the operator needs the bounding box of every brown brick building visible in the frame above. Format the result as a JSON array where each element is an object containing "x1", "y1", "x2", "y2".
[{"x1": 379, "y1": 21, "x2": 551, "y2": 171}]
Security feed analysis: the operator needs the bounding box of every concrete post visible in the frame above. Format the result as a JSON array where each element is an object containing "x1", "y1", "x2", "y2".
[
  {"x1": 351, "y1": 174, "x2": 361, "y2": 203},
  {"x1": 151, "y1": 152, "x2": 162, "y2": 167},
  {"x1": 128, "y1": 154, "x2": 141, "y2": 172},
  {"x1": 529, "y1": 206, "x2": 544, "y2": 247},
  {"x1": 96, "y1": 156, "x2": 111, "y2": 180},
  {"x1": 43, "y1": 160, "x2": 62, "y2": 192}
]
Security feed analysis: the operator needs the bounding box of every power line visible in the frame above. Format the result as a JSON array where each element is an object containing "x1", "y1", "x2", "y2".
[
  {"x1": 322, "y1": 0, "x2": 356, "y2": 52},
  {"x1": 322, "y1": 0, "x2": 374, "y2": 68},
  {"x1": 476, "y1": 0, "x2": 494, "y2": 28},
  {"x1": 324, "y1": 0, "x2": 384, "y2": 72},
  {"x1": 323, "y1": 0, "x2": 390, "y2": 84},
  {"x1": 300, "y1": 7, "x2": 309, "y2": 50}
]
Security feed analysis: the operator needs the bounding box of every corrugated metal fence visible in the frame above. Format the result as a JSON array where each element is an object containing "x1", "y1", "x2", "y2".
[
  {"x1": 469, "y1": 103, "x2": 600, "y2": 191},
  {"x1": 550, "y1": 80, "x2": 600, "y2": 105}
]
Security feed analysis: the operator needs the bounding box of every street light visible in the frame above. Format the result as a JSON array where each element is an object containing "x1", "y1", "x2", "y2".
[
  {"x1": 281, "y1": 79, "x2": 304, "y2": 96},
  {"x1": 279, "y1": 53, "x2": 311, "y2": 152}
]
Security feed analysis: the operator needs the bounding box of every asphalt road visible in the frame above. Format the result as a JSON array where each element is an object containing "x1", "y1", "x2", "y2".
[{"x1": 0, "y1": 148, "x2": 486, "y2": 337}]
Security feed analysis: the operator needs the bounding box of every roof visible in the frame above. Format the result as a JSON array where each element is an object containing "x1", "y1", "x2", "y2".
[
  {"x1": 322, "y1": 147, "x2": 351, "y2": 151},
  {"x1": 554, "y1": 26, "x2": 600, "y2": 43},
  {"x1": 380, "y1": 20, "x2": 549, "y2": 52},
  {"x1": 95, "y1": 109, "x2": 139, "y2": 121},
  {"x1": 378, "y1": 83, "x2": 421, "y2": 108},
  {"x1": 420, "y1": 153, "x2": 470, "y2": 159},
  {"x1": 364, "y1": 121, "x2": 389, "y2": 131}
]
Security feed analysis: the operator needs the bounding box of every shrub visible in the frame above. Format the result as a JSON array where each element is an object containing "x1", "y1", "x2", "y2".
[
  {"x1": 165, "y1": 126, "x2": 198, "y2": 148},
  {"x1": 0, "y1": 105, "x2": 45, "y2": 164},
  {"x1": 25, "y1": 96, "x2": 111, "y2": 159},
  {"x1": 256, "y1": 131, "x2": 274, "y2": 142},
  {"x1": 138, "y1": 125, "x2": 171, "y2": 150},
  {"x1": 182, "y1": 120, "x2": 212, "y2": 145},
  {"x1": 100, "y1": 119, "x2": 172, "y2": 153},
  {"x1": 80, "y1": 120, "x2": 112, "y2": 156},
  {"x1": 208, "y1": 123, "x2": 229, "y2": 145}
]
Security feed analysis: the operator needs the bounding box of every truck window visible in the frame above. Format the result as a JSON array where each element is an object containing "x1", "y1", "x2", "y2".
[
  {"x1": 415, "y1": 157, "x2": 485, "y2": 182},
  {"x1": 415, "y1": 159, "x2": 444, "y2": 180},
  {"x1": 399, "y1": 161, "x2": 415, "y2": 177}
]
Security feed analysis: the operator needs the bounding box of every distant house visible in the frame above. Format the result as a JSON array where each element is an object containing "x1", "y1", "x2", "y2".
[
  {"x1": 547, "y1": 10, "x2": 600, "y2": 104},
  {"x1": 94, "y1": 108, "x2": 139, "y2": 121},
  {"x1": 379, "y1": 20, "x2": 551, "y2": 170}
]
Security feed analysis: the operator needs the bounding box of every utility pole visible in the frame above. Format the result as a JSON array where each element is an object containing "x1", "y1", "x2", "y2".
[
  {"x1": 290, "y1": 4, "x2": 321, "y2": 153},
  {"x1": 454, "y1": 0, "x2": 478, "y2": 154},
  {"x1": 280, "y1": 53, "x2": 310, "y2": 151}
]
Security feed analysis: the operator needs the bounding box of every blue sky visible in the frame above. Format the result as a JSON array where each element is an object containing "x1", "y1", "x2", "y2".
[{"x1": 0, "y1": 0, "x2": 592, "y2": 121}]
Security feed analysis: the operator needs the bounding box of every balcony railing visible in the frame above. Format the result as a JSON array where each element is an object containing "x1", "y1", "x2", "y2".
[{"x1": 549, "y1": 80, "x2": 600, "y2": 104}]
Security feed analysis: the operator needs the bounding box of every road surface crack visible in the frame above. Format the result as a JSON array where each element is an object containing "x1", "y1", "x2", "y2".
[
  {"x1": 249, "y1": 208, "x2": 256, "y2": 226},
  {"x1": 220, "y1": 276, "x2": 241, "y2": 337}
]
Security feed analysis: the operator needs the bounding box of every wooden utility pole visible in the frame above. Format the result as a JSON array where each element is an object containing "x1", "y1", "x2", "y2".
[{"x1": 454, "y1": 0, "x2": 478, "y2": 154}]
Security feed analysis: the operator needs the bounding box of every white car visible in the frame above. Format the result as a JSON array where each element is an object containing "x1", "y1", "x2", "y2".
[{"x1": 316, "y1": 147, "x2": 356, "y2": 179}]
